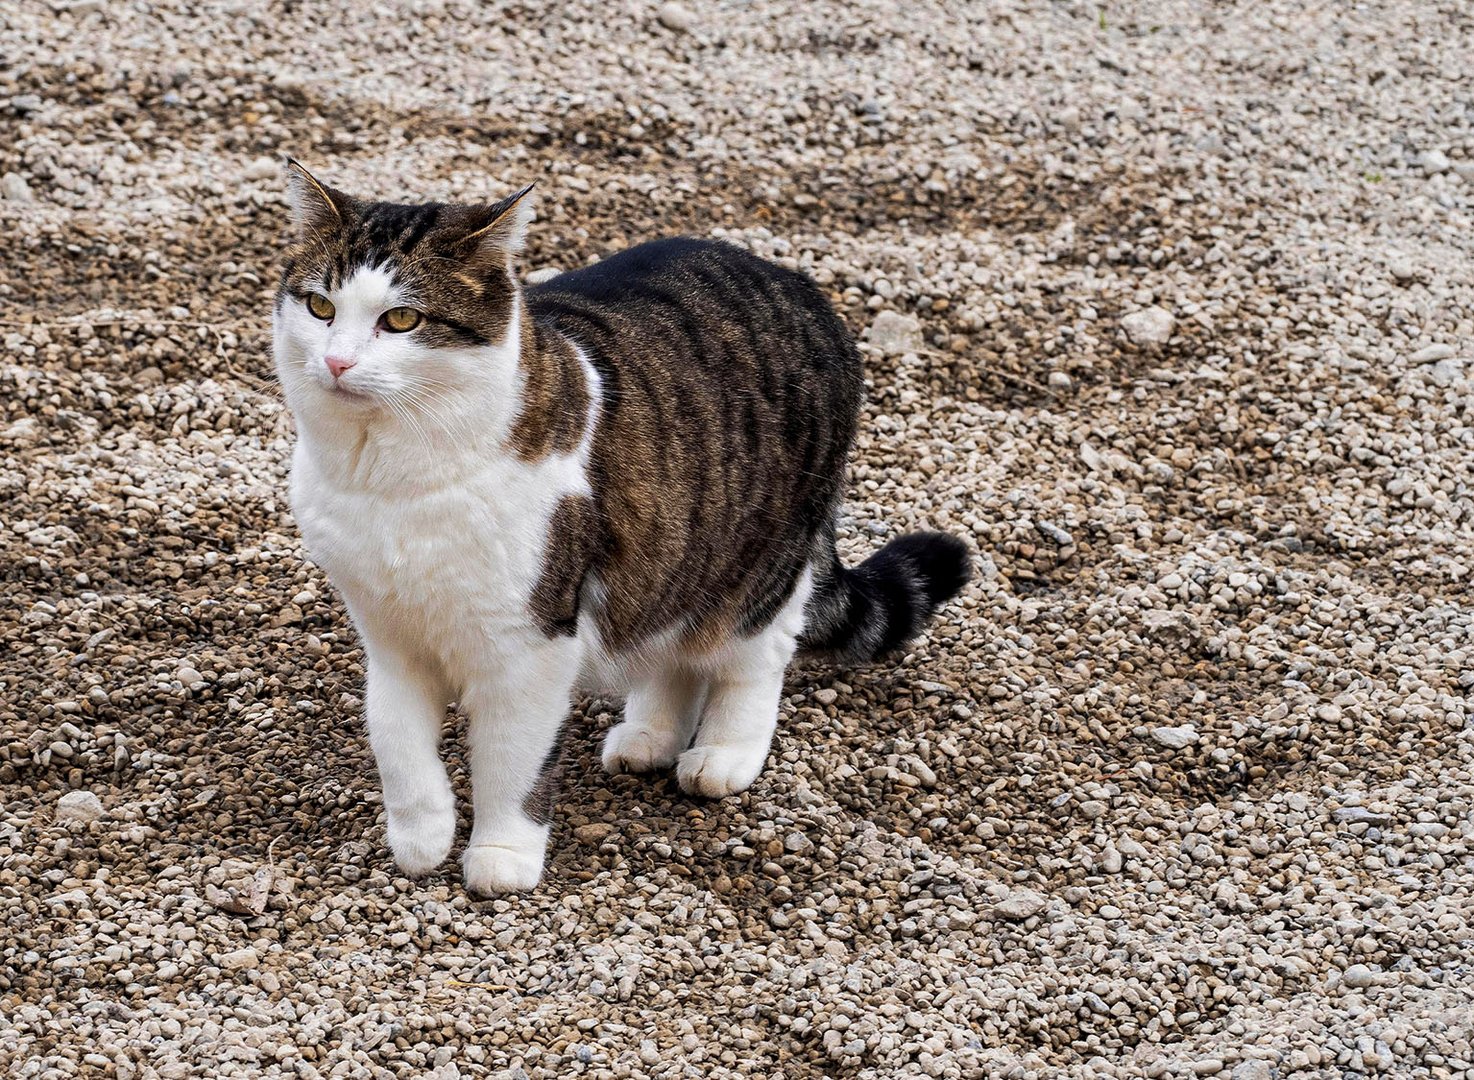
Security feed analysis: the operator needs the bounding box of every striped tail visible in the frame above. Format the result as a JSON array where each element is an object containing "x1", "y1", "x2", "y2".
[{"x1": 799, "y1": 532, "x2": 971, "y2": 663}]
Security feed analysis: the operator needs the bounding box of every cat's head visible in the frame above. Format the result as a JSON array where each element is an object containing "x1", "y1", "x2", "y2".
[{"x1": 272, "y1": 160, "x2": 534, "y2": 412}]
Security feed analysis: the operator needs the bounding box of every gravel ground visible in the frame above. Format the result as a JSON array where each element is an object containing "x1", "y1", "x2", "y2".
[{"x1": 3, "y1": 1, "x2": 1474, "y2": 1077}]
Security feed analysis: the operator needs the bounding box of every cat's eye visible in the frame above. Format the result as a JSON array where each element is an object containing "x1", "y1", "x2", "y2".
[
  {"x1": 306, "y1": 293, "x2": 335, "y2": 321},
  {"x1": 381, "y1": 307, "x2": 423, "y2": 333}
]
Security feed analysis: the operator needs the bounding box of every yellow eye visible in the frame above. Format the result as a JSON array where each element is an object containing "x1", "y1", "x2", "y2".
[
  {"x1": 382, "y1": 307, "x2": 422, "y2": 333},
  {"x1": 306, "y1": 293, "x2": 335, "y2": 320}
]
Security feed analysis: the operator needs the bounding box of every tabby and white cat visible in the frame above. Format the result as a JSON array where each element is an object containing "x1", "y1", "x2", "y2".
[{"x1": 272, "y1": 162, "x2": 969, "y2": 894}]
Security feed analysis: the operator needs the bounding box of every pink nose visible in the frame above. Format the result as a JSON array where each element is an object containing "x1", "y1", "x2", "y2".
[{"x1": 325, "y1": 355, "x2": 356, "y2": 379}]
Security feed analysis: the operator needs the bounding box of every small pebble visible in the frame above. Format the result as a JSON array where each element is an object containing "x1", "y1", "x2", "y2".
[
  {"x1": 657, "y1": 2, "x2": 695, "y2": 32},
  {"x1": 1, "y1": 172, "x2": 34, "y2": 203},
  {"x1": 993, "y1": 890, "x2": 1047, "y2": 920},
  {"x1": 216, "y1": 947, "x2": 259, "y2": 972},
  {"x1": 865, "y1": 311, "x2": 923, "y2": 356}
]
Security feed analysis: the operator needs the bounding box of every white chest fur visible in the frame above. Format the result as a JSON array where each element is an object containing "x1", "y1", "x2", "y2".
[{"x1": 289, "y1": 437, "x2": 588, "y2": 688}]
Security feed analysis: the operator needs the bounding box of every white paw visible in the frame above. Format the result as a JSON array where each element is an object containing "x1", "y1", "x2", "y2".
[
  {"x1": 386, "y1": 803, "x2": 456, "y2": 877},
  {"x1": 463, "y1": 843, "x2": 546, "y2": 895},
  {"x1": 676, "y1": 744, "x2": 767, "y2": 798},
  {"x1": 602, "y1": 722, "x2": 683, "y2": 775}
]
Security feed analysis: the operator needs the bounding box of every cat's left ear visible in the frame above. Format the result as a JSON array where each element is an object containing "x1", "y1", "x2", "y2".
[
  {"x1": 285, "y1": 158, "x2": 351, "y2": 235},
  {"x1": 460, "y1": 183, "x2": 537, "y2": 262}
]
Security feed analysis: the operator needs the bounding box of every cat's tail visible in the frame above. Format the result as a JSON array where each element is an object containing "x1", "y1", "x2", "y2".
[{"x1": 798, "y1": 532, "x2": 971, "y2": 663}]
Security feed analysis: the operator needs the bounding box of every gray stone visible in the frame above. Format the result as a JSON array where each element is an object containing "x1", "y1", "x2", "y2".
[{"x1": 1232, "y1": 1061, "x2": 1274, "y2": 1080}]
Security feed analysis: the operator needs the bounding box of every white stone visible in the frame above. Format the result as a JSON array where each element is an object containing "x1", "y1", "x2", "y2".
[
  {"x1": 1409, "y1": 343, "x2": 1455, "y2": 363},
  {"x1": 865, "y1": 311, "x2": 924, "y2": 356},
  {"x1": 2, "y1": 418, "x2": 42, "y2": 446},
  {"x1": 216, "y1": 947, "x2": 259, "y2": 971},
  {"x1": 993, "y1": 890, "x2": 1047, "y2": 920},
  {"x1": 657, "y1": 3, "x2": 695, "y2": 31},
  {"x1": 1120, "y1": 306, "x2": 1175, "y2": 346},
  {"x1": 1427, "y1": 359, "x2": 1465, "y2": 386},
  {"x1": 1, "y1": 172, "x2": 33, "y2": 202},
  {"x1": 57, "y1": 791, "x2": 104, "y2": 823},
  {"x1": 1151, "y1": 724, "x2": 1200, "y2": 749},
  {"x1": 1419, "y1": 149, "x2": 1450, "y2": 174}
]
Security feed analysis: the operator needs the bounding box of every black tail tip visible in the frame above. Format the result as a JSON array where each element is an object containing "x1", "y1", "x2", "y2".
[{"x1": 878, "y1": 531, "x2": 972, "y2": 606}]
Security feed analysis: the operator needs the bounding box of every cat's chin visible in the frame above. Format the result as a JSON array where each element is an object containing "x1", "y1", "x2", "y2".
[{"x1": 313, "y1": 380, "x2": 379, "y2": 407}]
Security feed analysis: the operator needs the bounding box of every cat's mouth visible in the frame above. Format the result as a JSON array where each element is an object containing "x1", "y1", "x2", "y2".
[{"x1": 321, "y1": 379, "x2": 378, "y2": 405}]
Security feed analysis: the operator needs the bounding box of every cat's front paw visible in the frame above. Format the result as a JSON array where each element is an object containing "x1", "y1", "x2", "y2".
[
  {"x1": 386, "y1": 804, "x2": 456, "y2": 877},
  {"x1": 601, "y1": 721, "x2": 683, "y2": 775},
  {"x1": 676, "y1": 744, "x2": 766, "y2": 798},
  {"x1": 463, "y1": 843, "x2": 545, "y2": 895}
]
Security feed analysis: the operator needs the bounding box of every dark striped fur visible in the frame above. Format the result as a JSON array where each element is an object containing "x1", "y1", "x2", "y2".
[{"x1": 526, "y1": 238, "x2": 865, "y2": 652}]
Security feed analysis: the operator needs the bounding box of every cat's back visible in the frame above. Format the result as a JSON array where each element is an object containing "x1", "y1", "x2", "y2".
[
  {"x1": 525, "y1": 237, "x2": 860, "y2": 386},
  {"x1": 528, "y1": 236, "x2": 807, "y2": 310}
]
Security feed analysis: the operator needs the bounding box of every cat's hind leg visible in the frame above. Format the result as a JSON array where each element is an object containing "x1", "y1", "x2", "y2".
[
  {"x1": 675, "y1": 663, "x2": 788, "y2": 797},
  {"x1": 676, "y1": 570, "x2": 812, "y2": 798},
  {"x1": 602, "y1": 668, "x2": 707, "y2": 775}
]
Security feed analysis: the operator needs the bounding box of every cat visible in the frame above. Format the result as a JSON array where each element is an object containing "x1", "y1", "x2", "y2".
[{"x1": 272, "y1": 161, "x2": 970, "y2": 894}]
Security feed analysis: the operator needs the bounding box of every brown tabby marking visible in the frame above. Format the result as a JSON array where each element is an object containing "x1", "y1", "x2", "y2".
[
  {"x1": 508, "y1": 319, "x2": 591, "y2": 460},
  {"x1": 528, "y1": 495, "x2": 602, "y2": 637},
  {"x1": 521, "y1": 240, "x2": 862, "y2": 653}
]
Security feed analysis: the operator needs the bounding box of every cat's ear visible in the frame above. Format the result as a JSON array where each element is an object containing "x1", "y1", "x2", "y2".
[
  {"x1": 459, "y1": 183, "x2": 537, "y2": 262},
  {"x1": 285, "y1": 158, "x2": 349, "y2": 235}
]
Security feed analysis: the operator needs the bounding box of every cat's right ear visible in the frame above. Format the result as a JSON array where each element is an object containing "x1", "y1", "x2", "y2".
[{"x1": 285, "y1": 159, "x2": 348, "y2": 235}]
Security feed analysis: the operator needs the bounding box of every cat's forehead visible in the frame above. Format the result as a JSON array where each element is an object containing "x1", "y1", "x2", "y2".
[
  {"x1": 335, "y1": 263, "x2": 404, "y2": 308},
  {"x1": 283, "y1": 200, "x2": 464, "y2": 292}
]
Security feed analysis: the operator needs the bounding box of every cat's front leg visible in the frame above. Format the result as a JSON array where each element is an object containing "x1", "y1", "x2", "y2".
[
  {"x1": 459, "y1": 641, "x2": 580, "y2": 895},
  {"x1": 362, "y1": 640, "x2": 456, "y2": 877}
]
